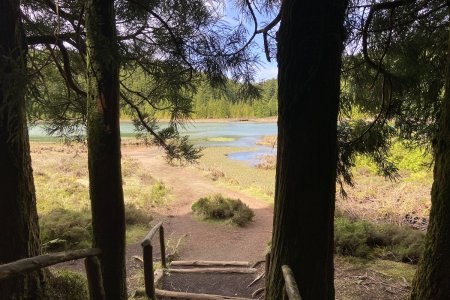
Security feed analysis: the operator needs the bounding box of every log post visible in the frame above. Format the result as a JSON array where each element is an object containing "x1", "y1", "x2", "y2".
[
  {"x1": 281, "y1": 265, "x2": 302, "y2": 300},
  {"x1": 143, "y1": 244, "x2": 155, "y2": 299},
  {"x1": 159, "y1": 226, "x2": 166, "y2": 269},
  {"x1": 85, "y1": 256, "x2": 105, "y2": 300}
]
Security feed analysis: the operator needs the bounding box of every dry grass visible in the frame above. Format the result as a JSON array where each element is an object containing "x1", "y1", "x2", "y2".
[
  {"x1": 197, "y1": 145, "x2": 432, "y2": 227},
  {"x1": 255, "y1": 154, "x2": 276, "y2": 170},
  {"x1": 31, "y1": 142, "x2": 170, "y2": 249},
  {"x1": 337, "y1": 168, "x2": 432, "y2": 225},
  {"x1": 335, "y1": 256, "x2": 414, "y2": 300},
  {"x1": 256, "y1": 135, "x2": 277, "y2": 147}
]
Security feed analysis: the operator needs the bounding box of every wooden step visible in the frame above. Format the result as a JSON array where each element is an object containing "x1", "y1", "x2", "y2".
[
  {"x1": 156, "y1": 288, "x2": 252, "y2": 300},
  {"x1": 167, "y1": 267, "x2": 257, "y2": 274},
  {"x1": 171, "y1": 260, "x2": 250, "y2": 267}
]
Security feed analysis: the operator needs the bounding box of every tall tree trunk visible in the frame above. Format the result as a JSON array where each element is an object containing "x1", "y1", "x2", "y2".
[
  {"x1": 266, "y1": 1, "x2": 347, "y2": 299},
  {"x1": 85, "y1": 0, "x2": 127, "y2": 299},
  {"x1": 0, "y1": 0, "x2": 45, "y2": 299},
  {"x1": 410, "y1": 11, "x2": 450, "y2": 300}
]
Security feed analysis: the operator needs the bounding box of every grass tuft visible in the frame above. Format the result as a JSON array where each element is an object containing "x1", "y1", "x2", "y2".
[
  {"x1": 125, "y1": 203, "x2": 153, "y2": 225},
  {"x1": 47, "y1": 270, "x2": 89, "y2": 300},
  {"x1": 335, "y1": 216, "x2": 425, "y2": 264},
  {"x1": 40, "y1": 209, "x2": 91, "y2": 251},
  {"x1": 191, "y1": 194, "x2": 254, "y2": 227},
  {"x1": 255, "y1": 154, "x2": 276, "y2": 170}
]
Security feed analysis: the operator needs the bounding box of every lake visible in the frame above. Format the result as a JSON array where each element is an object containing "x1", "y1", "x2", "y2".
[{"x1": 29, "y1": 121, "x2": 277, "y2": 165}]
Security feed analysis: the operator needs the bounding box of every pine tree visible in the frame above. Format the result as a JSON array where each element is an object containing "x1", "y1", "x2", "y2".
[{"x1": 0, "y1": 0, "x2": 45, "y2": 298}]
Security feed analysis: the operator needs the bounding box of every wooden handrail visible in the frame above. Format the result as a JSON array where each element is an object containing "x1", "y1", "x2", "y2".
[
  {"x1": 141, "y1": 221, "x2": 167, "y2": 299},
  {"x1": 281, "y1": 265, "x2": 302, "y2": 300},
  {"x1": 0, "y1": 248, "x2": 104, "y2": 300},
  {"x1": 141, "y1": 221, "x2": 163, "y2": 247},
  {"x1": 0, "y1": 248, "x2": 101, "y2": 280}
]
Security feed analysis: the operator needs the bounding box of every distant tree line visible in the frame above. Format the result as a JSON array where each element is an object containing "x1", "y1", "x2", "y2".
[{"x1": 28, "y1": 59, "x2": 278, "y2": 121}]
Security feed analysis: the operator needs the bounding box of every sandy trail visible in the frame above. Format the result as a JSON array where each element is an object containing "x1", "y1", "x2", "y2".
[{"x1": 123, "y1": 146, "x2": 273, "y2": 262}]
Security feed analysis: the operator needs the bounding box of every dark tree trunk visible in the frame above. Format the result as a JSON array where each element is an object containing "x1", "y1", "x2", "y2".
[
  {"x1": 0, "y1": 0, "x2": 45, "y2": 299},
  {"x1": 266, "y1": 1, "x2": 348, "y2": 299},
  {"x1": 85, "y1": 0, "x2": 127, "y2": 299},
  {"x1": 410, "y1": 14, "x2": 450, "y2": 300}
]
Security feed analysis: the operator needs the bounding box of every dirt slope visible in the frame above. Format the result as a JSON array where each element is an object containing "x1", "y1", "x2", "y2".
[{"x1": 123, "y1": 146, "x2": 273, "y2": 262}]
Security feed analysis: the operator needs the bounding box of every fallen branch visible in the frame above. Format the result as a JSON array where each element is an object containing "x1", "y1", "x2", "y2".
[
  {"x1": 252, "y1": 287, "x2": 265, "y2": 298},
  {"x1": 247, "y1": 272, "x2": 265, "y2": 287}
]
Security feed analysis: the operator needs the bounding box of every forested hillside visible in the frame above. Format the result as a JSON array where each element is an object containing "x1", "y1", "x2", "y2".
[
  {"x1": 146, "y1": 79, "x2": 278, "y2": 119},
  {"x1": 191, "y1": 79, "x2": 277, "y2": 118},
  {"x1": 28, "y1": 55, "x2": 278, "y2": 121}
]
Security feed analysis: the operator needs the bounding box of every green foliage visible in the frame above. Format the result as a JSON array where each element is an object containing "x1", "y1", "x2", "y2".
[
  {"x1": 40, "y1": 208, "x2": 92, "y2": 251},
  {"x1": 124, "y1": 203, "x2": 153, "y2": 226},
  {"x1": 40, "y1": 205, "x2": 152, "y2": 251},
  {"x1": 189, "y1": 79, "x2": 278, "y2": 119},
  {"x1": 334, "y1": 216, "x2": 425, "y2": 264},
  {"x1": 151, "y1": 181, "x2": 169, "y2": 204},
  {"x1": 389, "y1": 142, "x2": 432, "y2": 173},
  {"x1": 191, "y1": 194, "x2": 254, "y2": 227},
  {"x1": 47, "y1": 270, "x2": 89, "y2": 300},
  {"x1": 354, "y1": 140, "x2": 432, "y2": 176},
  {"x1": 340, "y1": 1, "x2": 447, "y2": 185}
]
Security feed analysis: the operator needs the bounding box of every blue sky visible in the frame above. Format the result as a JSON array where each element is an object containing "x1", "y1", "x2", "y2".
[{"x1": 222, "y1": 1, "x2": 279, "y2": 81}]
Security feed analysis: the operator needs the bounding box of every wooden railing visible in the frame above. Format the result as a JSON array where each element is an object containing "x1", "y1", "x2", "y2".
[
  {"x1": 141, "y1": 221, "x2": 166, "y2": 299},
  {"x1": 0, "y1": 248, "x2": 104, "y2": 300},
  {"x1": 281, "y1": 265, "x2": 302, "y2": 300}
]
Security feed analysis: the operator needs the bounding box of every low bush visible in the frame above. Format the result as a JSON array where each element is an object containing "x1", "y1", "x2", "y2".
[
  {"x1": 191, "y1": 194, "x2": 254, "y2": 227},
  {"x1": 41, "y1": 204, "x2": 152, "y2": 251},
  {"x1": 151, "y1": 181, "x2": 169, "y2": 204},
  {"x1": 255, "y1": 155, "x2": 276, "y2": 170},
  {"x1": 125, "y1": 203, "x2": 152, "y2": 225},
  {"x1": 335, "y1": 216, "x2": 425, "y2": 263},
  {"x1": 40, "y1": 209, "x2": 91, "y2": 251},
  {"x1": 47, "y1": 270, "x2": 89, "y2": 300}
]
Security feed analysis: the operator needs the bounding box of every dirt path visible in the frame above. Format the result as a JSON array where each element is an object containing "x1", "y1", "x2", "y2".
[{"x1": 123, "y1": 146, "x2": 273, "y2": 262}]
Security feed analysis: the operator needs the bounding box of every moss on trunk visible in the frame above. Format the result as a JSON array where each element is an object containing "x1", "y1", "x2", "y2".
[
  {"x1": 85, "y1": 0, "x2": 127, "y2": 299},
  {"x1": 0, "y1": 0, "x2": 46, "y2": 299},
  {"x1": 410, "y1": 14, "x2": 450, "y2": 300}
]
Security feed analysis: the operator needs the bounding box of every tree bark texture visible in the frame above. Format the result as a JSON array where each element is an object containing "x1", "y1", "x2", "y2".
[
  {"x1": 410, "y1": 12, "x2": 450, "y2": 300},
  {"x1": 266, "y1": 1, "x2": 348, "y2": 299},
  {"x1": 0, "y1": 0, "x2": 45, "y2": 299},
  {"x1": 85, "y1": 0, "x2": 127, "y2": 299}
]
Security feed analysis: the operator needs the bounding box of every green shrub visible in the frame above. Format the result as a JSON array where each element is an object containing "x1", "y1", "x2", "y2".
[
  {"x1": 47, "y1": 270, "x2": 89, "y2": 300},
  {"x1": 191, "y1": 194, "x2": 254, "y2": 227},
  {"x1": 125, "y1": 203, "x2": 152, "y2": 225},
  {"x1": 151, "y1": 181, "x2": 169, "y2": 204},
  {"x1": 40, "y1": 209, "x2": 91, "y2": 251},
  {"x1": 334, "y1": 216, "x2": 425, "y2": 263}
]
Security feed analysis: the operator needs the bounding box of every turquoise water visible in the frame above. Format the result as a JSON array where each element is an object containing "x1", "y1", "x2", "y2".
[{"x1": 29, "y1": 121, "x2": 277, "y2": 164}]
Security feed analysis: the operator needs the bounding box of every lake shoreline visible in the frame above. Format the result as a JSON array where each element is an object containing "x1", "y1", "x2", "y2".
[{"x1": 119, "y1": 116, "x2": 278, "y2": 123}]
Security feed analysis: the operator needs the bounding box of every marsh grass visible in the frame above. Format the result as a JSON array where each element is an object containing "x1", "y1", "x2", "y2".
[
  {"x1": 255, "y1": 154, "x2": 276, "y2": 170},
  {"x1": 199, "y1": 144, "x2": 432, "y2": 226},
  {"x1": 207, "y1": 137, "x2": 236, "y2": 142},
  {"x1": 256, "y1": 135, "x2": 277, "y2": 147},
  {"x1": 198, "y1": 147, "x2": 275, "y2": 202},
  {"x1": 31, "y1": 143, "x2": 168, "y2": 251}
]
